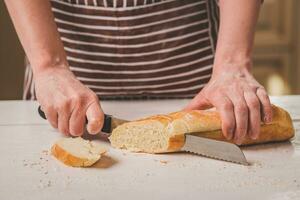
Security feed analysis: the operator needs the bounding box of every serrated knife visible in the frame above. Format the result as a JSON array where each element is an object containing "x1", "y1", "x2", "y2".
[
  {"x1": 38, "y1": 106, "x2": 248, "y2": 165},
  {"x1": 182, "y1": 134, "x2": 249, "y2": 165}
]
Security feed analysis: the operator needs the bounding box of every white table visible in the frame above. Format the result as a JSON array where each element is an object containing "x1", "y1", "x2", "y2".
[{"x1": 0, "y1": 96, "x2": 299, "y2": 200}]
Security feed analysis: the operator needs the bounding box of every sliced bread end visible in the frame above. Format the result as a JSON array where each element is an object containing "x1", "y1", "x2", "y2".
[{"x1": 51, "y1": 137, "x2": 106, "y2": 167}]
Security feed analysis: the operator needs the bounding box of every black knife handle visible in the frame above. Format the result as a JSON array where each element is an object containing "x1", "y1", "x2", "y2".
[{"x1": 38, "y1": 106, "x2": 111, "y2": 133}]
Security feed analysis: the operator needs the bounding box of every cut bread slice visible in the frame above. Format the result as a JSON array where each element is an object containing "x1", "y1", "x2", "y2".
[
  {"x1": 51, "y1": 137, "x2": 107, "y2": 167},
  {"x1": 109, "y1": 105, "x2": 294, "y2": 153}
]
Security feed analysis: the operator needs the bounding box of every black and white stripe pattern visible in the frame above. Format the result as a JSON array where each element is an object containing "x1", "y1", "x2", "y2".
[{"x1": 24, "y1": 0, "x2": 219, "y2": 100}]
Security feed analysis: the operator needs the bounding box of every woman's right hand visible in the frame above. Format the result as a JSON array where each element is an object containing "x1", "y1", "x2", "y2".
[
  {"x1": 5, "y1": 0, "x2": 104, "y2": 136},
  {"x1": 34, "y1": 65, "x2": 104, "y2": 136}
]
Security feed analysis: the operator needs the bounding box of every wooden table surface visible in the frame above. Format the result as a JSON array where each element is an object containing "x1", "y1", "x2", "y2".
[{"x1": 0, "y1": 96, "x2": 299, "y2": 200}]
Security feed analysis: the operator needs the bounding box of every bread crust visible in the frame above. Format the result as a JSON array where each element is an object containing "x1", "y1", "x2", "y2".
[
  {"x1": 51, "y1": 143, "x2": 95, "y2": 167},
  {"x1": 51, "y1": 139, "x2": 107, "y2": 167},
  {"x1": 166, "y1": 105, "x2": 295, "y2": 151},
  {"x1": 110, "y1": 105, "x2": 295, "y2": 153}
]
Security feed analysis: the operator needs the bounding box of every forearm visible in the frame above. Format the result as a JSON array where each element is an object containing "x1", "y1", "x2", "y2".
[
  {"x1": 213, "y1": 0, "x2": 261, "y2": 74},
  {"x1": 4, "y1": 0, "x2": 67, "y2": 74}
]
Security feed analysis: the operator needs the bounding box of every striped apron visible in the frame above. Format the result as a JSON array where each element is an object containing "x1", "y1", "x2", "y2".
[{"x1": 24, "y1": 0, "x2": 219, "y2": 100}]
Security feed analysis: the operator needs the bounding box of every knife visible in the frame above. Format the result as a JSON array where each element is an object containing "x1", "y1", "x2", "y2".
[
  {"x1": 182, "y1": 134, "x2": 249, "y2": 165},
  {"x1": 38, "y1": 106, "x2": 248, "y2": 165},
  {"x1": 37, "y1": 106, "x2": 128, "y2": 133}
]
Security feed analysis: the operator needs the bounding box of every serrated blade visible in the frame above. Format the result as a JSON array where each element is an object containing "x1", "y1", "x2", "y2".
[{"x1": 182, "y1": 135, "x2": 249, "y2": 165}]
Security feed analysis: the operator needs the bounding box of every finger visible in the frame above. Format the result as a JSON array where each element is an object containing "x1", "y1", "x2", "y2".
[
  {"x1": 86, "y1": 101, "x2": 104, "y2": 135},
  {"x1": 184, "y1": 92, "x2": 212, "y2": 110},
  {"x1": 256, "y1": 88, "x2": 273, "y2": 123},
  {"x1": 69, "y1": 103, "x2": 86, "y2": 136},
  {"x1": 43, "y1": 105, "x2": 58, "y2": 129},
  {"x1": 244, "y1": 91, "x2": 261, "y2": 140},
  {"x1": 229, "y1": 91, "x2": 248, "y2": 145},
  {"x1": 214, "y1": 95, "x2": 235, "y2": 140},
  {"x1": 57, "y1": 102, "x2": 72, "y2": 136}
]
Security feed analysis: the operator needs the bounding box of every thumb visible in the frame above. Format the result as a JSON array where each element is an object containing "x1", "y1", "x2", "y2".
[
  {"x1": 184, "y1": 92, "x2": 212, "y2": 111},
  {"x1": 86, "y1": 101, "x2": 104, "y2": 135}
]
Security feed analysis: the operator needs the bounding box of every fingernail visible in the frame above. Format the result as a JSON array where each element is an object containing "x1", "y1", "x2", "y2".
[
  {"x1": 236, "y1": 140, "x2": 243, "y2": 146},
  {"x1": 247, "y1": 130, "x2": 254, "y2": 139},
  {"x1": 250, "y1": 132, "x2": 258, "y2": 140},
  {"x1": 226, "y1": 135, "x2": 232, "y2": 140},
  {"x1": 87, "y1": 126, "x2": 100, "y2": 135},
  {"x1": 264, "y1": 116, "x2": 271, "y2": 124},
  {"x1": 235, "y1": 137, "x2": 243, "y2": 145},
  {"x1": 226, "y1": 129, "x2": 234, "y2": 140},
  {"x1": 71, "y1": 131, "x2": 83, "y2": 137}
]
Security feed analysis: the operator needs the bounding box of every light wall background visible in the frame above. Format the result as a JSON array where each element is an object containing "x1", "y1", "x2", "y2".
[{"x1": 0, "y1": 0, "x2": 299, "y2": 100}]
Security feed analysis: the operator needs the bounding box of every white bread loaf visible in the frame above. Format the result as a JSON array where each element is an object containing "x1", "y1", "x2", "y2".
[
  {"x1": 109, "y1": 105, "x2": 294, "y2": 153},
  {"x1": 51, "y1": 137, "x2": 106, "y2": 167}
]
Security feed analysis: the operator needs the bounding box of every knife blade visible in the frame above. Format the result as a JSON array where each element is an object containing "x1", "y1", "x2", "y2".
[
  {"x1": 182, "y1": 134, "x2": 249, "y2": 165},
  {"x1": 38, "y1": 106, "x2": 128, "y2": 134}
]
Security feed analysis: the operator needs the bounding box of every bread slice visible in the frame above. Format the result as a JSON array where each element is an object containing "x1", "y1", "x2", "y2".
[
  {"x1": 51, "y1": 137, "x2": 106, "y2": 167},
  {"x1": 109, "y1": 105, "x2": 295, "y2": 153}
]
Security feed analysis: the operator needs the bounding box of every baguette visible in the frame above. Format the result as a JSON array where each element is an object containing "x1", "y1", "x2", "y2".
[
  {"x1": 109, "y1": 105, "x2": 294, "y2": 153},
  {"x1": 51, "y1": 137, "x2": 106, "y2": 167}
]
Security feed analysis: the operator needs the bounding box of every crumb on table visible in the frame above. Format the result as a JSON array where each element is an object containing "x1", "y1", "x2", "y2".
[{"x1": 160, "y1": 160, "x2": 168, "y2": 164}]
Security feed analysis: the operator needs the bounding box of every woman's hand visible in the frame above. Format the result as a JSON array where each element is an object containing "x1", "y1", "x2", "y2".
[
  {"x1": 184, "y1": 0, "x2": 270, "y2": 144},
  {"x1": 185, "y1": 64, "x2": 272, "y2": 144},
  {"x1": 34, "y1": 66, "x2": 104, "y2": 136},
  {"x1": 5, "y1": 0, "x2": 104, "y2": 136}
]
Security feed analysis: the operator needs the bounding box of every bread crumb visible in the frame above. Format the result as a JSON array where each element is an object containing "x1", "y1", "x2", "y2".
[
  {"x1": 160, "y1": 160, "x2": 168, "y2": 164},
  {"x1": 30, "y1": 162, "x2": 41, "y2": 167},
  {"x1": 153, "y1": 159, "x2": 169, "y2": 164},
  {"x1": 42, "y1": 150, "x2": 48, "y2": 155}
]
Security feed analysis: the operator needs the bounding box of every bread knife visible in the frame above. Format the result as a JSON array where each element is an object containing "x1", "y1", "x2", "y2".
[
  {"x1": 182, "y1": 134, "x2": 249, "y2": 165},
  {"x1": 38, "y1": 106, "x2": 248, "y2": 165},
  {"x1": 37, "y1": 106, "x2": 128, "y2": 133}
]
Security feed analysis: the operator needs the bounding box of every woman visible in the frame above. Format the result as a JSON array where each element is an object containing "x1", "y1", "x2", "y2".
[{"x1": 5, "y1": 0, "x2": 272, "y2": 145}]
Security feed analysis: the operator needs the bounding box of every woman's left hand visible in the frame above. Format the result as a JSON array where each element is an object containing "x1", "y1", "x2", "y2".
[{"x1": 184, "y1": 64, "x2": 273, "y2": 145}]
